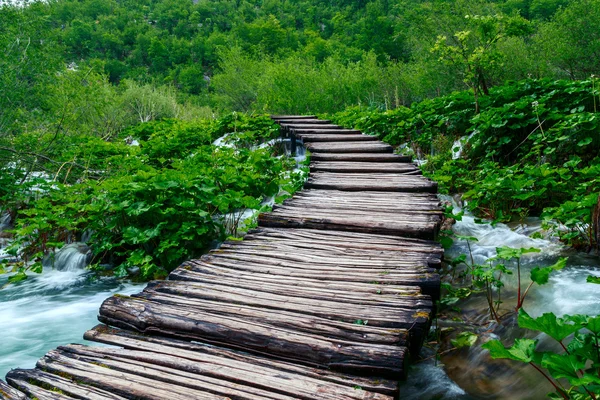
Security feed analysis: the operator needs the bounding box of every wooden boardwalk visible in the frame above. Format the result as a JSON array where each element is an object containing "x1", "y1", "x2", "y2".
[{"x1": 1, "y1": 116, "x2": 442, "y2": 400}]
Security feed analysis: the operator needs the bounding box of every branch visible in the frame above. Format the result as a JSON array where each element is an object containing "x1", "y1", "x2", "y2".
[{"x1": 0, "y1": 146, "x2": 101, "y2": 178}]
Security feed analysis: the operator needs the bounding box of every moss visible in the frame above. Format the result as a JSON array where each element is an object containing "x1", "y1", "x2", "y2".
[{"x1": 412, "y1": 311, "x2": 430, "y2": 319}]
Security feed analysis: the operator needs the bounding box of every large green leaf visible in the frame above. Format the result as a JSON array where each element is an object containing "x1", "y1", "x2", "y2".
[
  {"x1": 496, "y1": 246, "x2": 541, "y2": 260},
  {"x1": 518, "y1": 309, "x2": 579, "y2": 342},
  {"x1": 482, "y1": 338, "x2": 538, "y2": 363},
  {"x1": 541, "y1": 353, "x2": 585, "y2": 383},
  {"x1": 530, "y1": 257, "x2": 568, "y2": 285},
  {"x1": 567, "y1": 332, "x2": 600, "y2": 365}
]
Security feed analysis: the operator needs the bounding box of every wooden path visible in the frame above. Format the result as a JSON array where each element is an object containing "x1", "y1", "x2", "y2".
[{"x1": 1, "y1": 116, "x2": 442, "y2": 400}]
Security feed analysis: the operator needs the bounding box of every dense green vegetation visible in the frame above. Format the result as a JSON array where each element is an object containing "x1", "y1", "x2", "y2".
[
  {"x1": 1, "y1": 0, "x2": 599, "y2": 397},
  {"x1": 328, "y1": 78, "x2": 600, "y2": 399},
  {"x1": 328, "y1": 78, "x2": 600, "y2": 251},
  {"x1": 1, "y1": 114, "x2": 304, "y2": 281}
]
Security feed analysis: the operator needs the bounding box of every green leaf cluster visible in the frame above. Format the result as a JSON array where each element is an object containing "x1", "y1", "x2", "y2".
[
  {"x1": 484, "y1": 309, "x2": 600, "y2": 399},
  {"x1": 2, "y1": 114, "x2": 297, "y2": 281}
]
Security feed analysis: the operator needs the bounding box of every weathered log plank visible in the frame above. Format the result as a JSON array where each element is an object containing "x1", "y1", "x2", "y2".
[
  {"x1": 58, "y1": 344, "x2": 393, "y2": 400},
  {"x1": 259, "y1": 212, "x2": 440, "y2": 240},
  {"x1": 167, "y1": 268, "x2": 431, "y2": 306},
  {"x1": 138, "y1": 280, "x2": 430, "y2": 330},
  {"x1": 98, "y1": 295, "x2": 411, "y2": 378},
  {"x1": 171, "y1": 266, "x2": 425, "y2": 296},
  {"x1": 247, "y1": 227, "x2": 442, "y2": 253},
  {"x1": 310, "y1": 152, "x2": 412, "y2": 162},
  {"x1": 186, "y1": 259, "x2": 441, "y2": 299},
  {"x1": 281, "y1": 199, "x2": 439, "y2": 214},
  {"x1": 36, "y1": 351, "x2": 230, "y2": 400},
  {"x1": 216, "y1": 241, "x2": 442, "y2": 269},
  {"x1": 310, "y1": 161, "x2": 419, "y2": 173},
  {"x1": 299, "y1": 134, "x2": 378, "y2": 142},
  {"x1": 292, "y1": 128, "x2": 363, "y2": 134},
  {"x1": 306, "y1": 142, "x2": 393, "y2": 153},
  {"x1": 204, "y1": 250, "x2": 434, "y2": 272},
  {"x1": 84, "y1": 325, "x2": 399, "y2": 397},
  {"x1": 4, "y1": 374, "x2": 71, "y2": 400},
  {"x1": 271, "y1": 115, "x2": 317, "y2": 120},
  {"x1": 135, "y1": 286, "x2": 415, "y2": 344},
  {"x1": 0, "y1": 380, "x2": 26, "y2": 400},
  {"x1": 281, "y1": 124, "x2": 343, "y2": 129},
  {"x1": 6, "y1": 369, "x2": 127, "y2": 400},
  {"x1": 305, "y1": 172, "x2": 437, "y2": 193},
  {"x1": 276, "y1": 119, "x2": 331, "y2": 124}
]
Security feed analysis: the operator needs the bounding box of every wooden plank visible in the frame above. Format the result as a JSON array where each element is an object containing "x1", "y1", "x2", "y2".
[
  {"x1": 84, "y1": 325, "x2": 399, "y2": 397},
  {"x1": 306, "y1": 172, "x2": 438, "y2": 193},
  {"x1": 310, "y1": 161, "x2": 419, "y2": 173},
  {"x1": 306, "y1": 142, "x2": 393, "y2": 153},
  {"x1": 271, "y1": 115, "x2": 316, "y2": 120},
  {"x1": 281, "y1": 124, "x2": 343, "y2": 129},
  {"x1": 292, "y1": 128, "x2": 363, "y2": 134},
  {"x1": 168, "y1": 268, "x2": 431, "y2": 304},
  {"x1": 171, "y1": 267, "x2": 425, "y2": 297},
  {"x1": 259, "y1": 211, "x2": 440, "y2": 240},
  {"x1": 276, "y1": 119, "x2": 332, "y2": 124},
  {"x1": 299, "y1": 134, "x2": 378, "y2": 142},
  {"x1": 246, "y1": 226, "x2": 443, "y2": 251},
  {"x1": 138, "y1": 280, "x2": 430, "y2": 330},
  {"x1": 35, "y1": 350, "x2": 231, "y2": 400},
  {"x1": 282, "y1": 198, "x2": 439, "y2": 213},
  {"x1": 6, "y1": 369, "x2": 127, "y2": 400},
  {"x1": 4, "y1": 374, "x2": 71, "y2": 400},
  {"x1": 0, "y1": 380, "x2": 26, "y2": 400},
  {"x1": 216, "y1": 241, "x2": 442, "y2": 269},
  {"x1": 58, "y1": 344, "x2": 393, "y2": 400},
  {"x1": 185, "y1": 259, "x2": 441, "y2": 299},
  {"x1": 311, "y1": 153, "x2": 412, "y2": 162},
  {"x1": 98, "y1": 295, "x2": 411, "y2": 379},
  {"x1": 269, "y1": 204, "x2": 440, "y2": 221},
  {"x1": 204, "y1": 250, "x2": 435, "y2": 272}
]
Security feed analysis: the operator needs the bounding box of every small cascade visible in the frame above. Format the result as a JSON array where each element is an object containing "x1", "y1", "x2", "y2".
[
  {"x1": 43, "y1": 242, "x2": 93, "y2": 271},
  {"x1": 0, "y1": 211, "x2": 12, "y2": 262},
  {"x1": 0, "y1": 211, "x2": 10, "y2": 231},
  {"x1": 212, "y1": 133, "x2": 236, "y2": 148},
  {"x1": 451, "y1": 133, "x2": 476, "y2": 160}
]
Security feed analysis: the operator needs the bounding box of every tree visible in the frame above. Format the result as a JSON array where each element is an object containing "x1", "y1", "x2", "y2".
[
  {"x1": 431, "y1": 14, "x2": 531, "y2": 113},
  {"x1": 535, "y1": 0, "x2": 600, "y2": 79}
]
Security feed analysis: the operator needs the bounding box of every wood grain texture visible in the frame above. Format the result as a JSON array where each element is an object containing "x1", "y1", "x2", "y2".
[
  {"x1": 84, "y1": 325, "x2": 399, "y2": 397},
  {"x1": 0, "y1": 380, "x2": 27, "y2": 400}
]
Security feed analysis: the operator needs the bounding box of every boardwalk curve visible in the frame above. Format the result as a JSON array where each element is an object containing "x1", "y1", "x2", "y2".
[{"x1": 1, "y1": 116, "x2": 442, "y2": 400}]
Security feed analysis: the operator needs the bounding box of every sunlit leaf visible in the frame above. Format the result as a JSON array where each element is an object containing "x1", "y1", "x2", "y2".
[
  {"x1": 482, "y1": 338, "x2": 538, "y2": 363},
  {"x1": 518, "y1": 309, "x2": 579, "y2": 342},
  {"x1": 451, "y1": 332, "x2": 478, "y2": 348},
  {"x1": 530, "y1": 257, "x2": 567, "y2": 285},
  {"x1": 541, "y1": 353, "x2": 585, "y2": 383}
]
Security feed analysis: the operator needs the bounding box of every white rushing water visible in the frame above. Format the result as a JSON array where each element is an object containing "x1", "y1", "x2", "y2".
[
  {"x1": 400, "y1": 196, "x2": 600, "y2": 399},
  {"x1": 0, "y1": 220, "x2": 144, "y2": 379}
]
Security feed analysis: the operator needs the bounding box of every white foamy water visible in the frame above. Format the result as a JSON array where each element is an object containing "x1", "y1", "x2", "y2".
[
  {"x1": 401, "y1": 195, "x2": 600, "y2": 399},
  {"x1": 0, "y1": 218, "x2": 144, "y2": 379},
  {"x1": 0, "y1": 269, "x2": 143, "y2": 379}
]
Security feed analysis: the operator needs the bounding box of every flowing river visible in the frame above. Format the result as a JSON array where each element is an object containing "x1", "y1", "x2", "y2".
[
  {"x1": 0, "y1": 213, "x2": 144, "y2": 379},
  {"x1": 400, "y1": 198, "x2": 600, "y2": 399},
  {"x1": 2, "y1": 191, "x2": 599, "y2": 397}
]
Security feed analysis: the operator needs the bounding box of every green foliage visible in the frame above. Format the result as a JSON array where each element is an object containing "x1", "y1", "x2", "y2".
[
  {"x1": 451, "y1": 331, "x2": 478, "y2": 348},
  {"x1": 2, "y1": 114, "x2": 297, "y2": 281},
  {"x1": 484, "y1": 309, "x2": 600, "y2": 399},
  {"x1": 329, "y1": 78, "x2": 600, "y2": 250}
]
